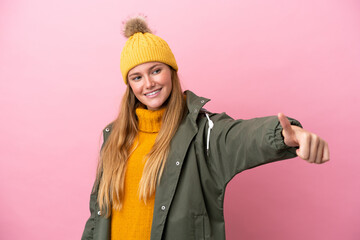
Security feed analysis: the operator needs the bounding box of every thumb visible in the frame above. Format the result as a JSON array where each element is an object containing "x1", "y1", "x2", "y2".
[
  {"x1": 278, "y1": 112, "x2": 298, "y2": 147},
  {"x1": 278, "y1": 112, "x2": 292, "y2": 134}
]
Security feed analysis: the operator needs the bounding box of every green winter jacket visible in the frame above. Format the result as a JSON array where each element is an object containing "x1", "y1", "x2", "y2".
[{"x1": 82, "y1": 90, "x2": 302, "y2": 240}]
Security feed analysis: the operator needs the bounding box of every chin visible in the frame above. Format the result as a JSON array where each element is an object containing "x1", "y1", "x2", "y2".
[
  {"x1": 147, "y1": 101, "x2": 165, "y2": 110},
  {"x1": 148, "y1": 106, "x2": 162, "y2": 111}
]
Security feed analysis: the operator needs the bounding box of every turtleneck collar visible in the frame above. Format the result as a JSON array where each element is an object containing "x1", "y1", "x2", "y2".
[{"x1": 135, "y1": 106, "x2": 165, "y2": 133}]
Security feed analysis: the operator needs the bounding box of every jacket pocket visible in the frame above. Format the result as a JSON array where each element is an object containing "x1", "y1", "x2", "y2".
[{"x1": 193, "y1": 214, "x2": 210, "y2": 240}]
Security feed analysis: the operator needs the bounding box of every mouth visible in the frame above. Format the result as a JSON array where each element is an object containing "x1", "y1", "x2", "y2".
[{"x1": 144, "y1": 89, "x2": 161, "y2": 97}]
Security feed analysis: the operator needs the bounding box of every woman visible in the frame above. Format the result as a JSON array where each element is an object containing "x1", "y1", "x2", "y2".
[{"x1": 82, "y1": 16, "x2": 329, "y2": 240}]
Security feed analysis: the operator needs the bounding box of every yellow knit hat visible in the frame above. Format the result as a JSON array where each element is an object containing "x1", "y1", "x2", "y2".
[{"x1": 120, "y1": 17, "x2": 178, "y2": 84}]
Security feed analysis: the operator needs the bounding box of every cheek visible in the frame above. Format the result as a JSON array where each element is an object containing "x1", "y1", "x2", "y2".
[
  {"x1": 129, "y1": 84, "x2": 141, "y2": 95},
  {"x1": 162, "y1": 74, "x2": 172, "y2": 89}
]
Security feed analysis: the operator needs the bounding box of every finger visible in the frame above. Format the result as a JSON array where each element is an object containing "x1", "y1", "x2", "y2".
[
  {"x1": 322, "y1": 142, "x2": 330, "y2": 162},
  {"x1": 297, "y1": 132, "x2": 311, "y2": 160},
  {"x1": 278, "y1": 113, "x2": 292, "y2": 134},
  {"x1": 308, "y1": 135, "x2": 320, "y2": 163},
  {"x1": 315, "y1": 139, "x2": 324, "y2": 164}
]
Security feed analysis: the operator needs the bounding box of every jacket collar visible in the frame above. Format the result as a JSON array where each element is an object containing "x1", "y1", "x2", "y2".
[{"x1": 184, "y1": 90, "x2": 211, "y2": 125}]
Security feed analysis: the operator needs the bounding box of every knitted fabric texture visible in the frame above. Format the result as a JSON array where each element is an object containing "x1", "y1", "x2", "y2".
[
  {"x1": 120, "y1": 32, "x2": 178, "y2": 84},
  {"x1": 111, "y1": 107, "x2": 165, "y2": 239}
]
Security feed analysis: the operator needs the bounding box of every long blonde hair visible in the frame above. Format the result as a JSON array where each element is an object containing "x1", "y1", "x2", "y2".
[{"x1": 95, "y1": 69, "x2": 187, "y2": 217}]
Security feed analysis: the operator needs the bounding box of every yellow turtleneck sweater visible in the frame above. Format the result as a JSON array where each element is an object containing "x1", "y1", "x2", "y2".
[{"x1": 111, "y1": 107, "x2": 165, "y2": 240}]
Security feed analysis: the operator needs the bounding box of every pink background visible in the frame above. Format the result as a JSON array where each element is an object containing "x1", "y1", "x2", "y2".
[{"x1": 1, "y1": 0, "x2": 359, "y2": 239}]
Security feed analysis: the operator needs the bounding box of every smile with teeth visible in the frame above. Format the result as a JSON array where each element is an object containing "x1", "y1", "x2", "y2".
[{"x1": 145, "y1": 89, "x2": 161, "y2": 96}]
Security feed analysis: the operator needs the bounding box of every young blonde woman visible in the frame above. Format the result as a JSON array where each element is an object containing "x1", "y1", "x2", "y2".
[{"x1": 82, "y1": 17, "x2": 329, "y2": 240}]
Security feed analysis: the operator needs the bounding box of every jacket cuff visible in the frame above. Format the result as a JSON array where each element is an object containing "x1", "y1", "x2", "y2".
[{"x1": 273, "y1": 117, "x2": 303, "y2": 151}]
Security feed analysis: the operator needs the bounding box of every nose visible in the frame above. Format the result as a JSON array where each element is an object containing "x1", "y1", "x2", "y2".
[{"x1": 144, "y1": 75, "x2": 155, "y2": 88}]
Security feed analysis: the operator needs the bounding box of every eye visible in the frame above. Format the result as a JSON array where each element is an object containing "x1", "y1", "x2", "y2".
[
  {"x1": 131, "y1": 76, "x2": 141, "y2": 81},
  {"x1": 152, "y1": 69, "x2": 161, "y2": 74}
]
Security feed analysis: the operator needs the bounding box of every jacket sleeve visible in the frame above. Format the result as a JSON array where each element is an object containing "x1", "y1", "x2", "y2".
[
  {"x1": 81, "y1": 181, "x2": 99, "y2": 240},
  {"x1": 81, "y1": 123, "x2": 113, "y2": 240},
  {"x1": 206, "y1": 113, "x2": 302, "y2": 185}
]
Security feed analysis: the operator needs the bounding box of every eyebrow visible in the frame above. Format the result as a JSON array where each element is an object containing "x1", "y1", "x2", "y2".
[{"x1": 128, "y1": 64, "x2": 162, "y2": 78}]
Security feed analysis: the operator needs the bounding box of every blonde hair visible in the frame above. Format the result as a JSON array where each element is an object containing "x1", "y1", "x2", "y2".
[{"x1": 95, "y1": 69, "x2": 186, "y2": 217}]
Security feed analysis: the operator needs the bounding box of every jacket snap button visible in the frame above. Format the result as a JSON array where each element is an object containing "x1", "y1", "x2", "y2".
[
  {"x1": 105, "y1": 128, "x2": 110, "y2": 132},
  {"x1": 97, "y1": 211, "x2": 101, "y2": 215},
  {"x1": 176, "y1": 161, "x2": 180, "y2": 166},
  {"x1": 201, "y1": 100, "x2": 205, "y2": 103},
  {"x1": 161, "y1": 206, "x2": 166, "y2": 211}
]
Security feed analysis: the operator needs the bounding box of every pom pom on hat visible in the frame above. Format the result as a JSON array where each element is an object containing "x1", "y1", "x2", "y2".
[
  {"x1": 120, "y1": 15, "x2": 178, "y2": 84},
  {"x1": 123, "y1": 16, "x2": 152, "y2": 38}
]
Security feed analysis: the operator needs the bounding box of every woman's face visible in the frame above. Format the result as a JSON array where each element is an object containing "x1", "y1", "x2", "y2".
[{"x1": 128, "y1": 62, "x2": 172, "y2": 111}]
